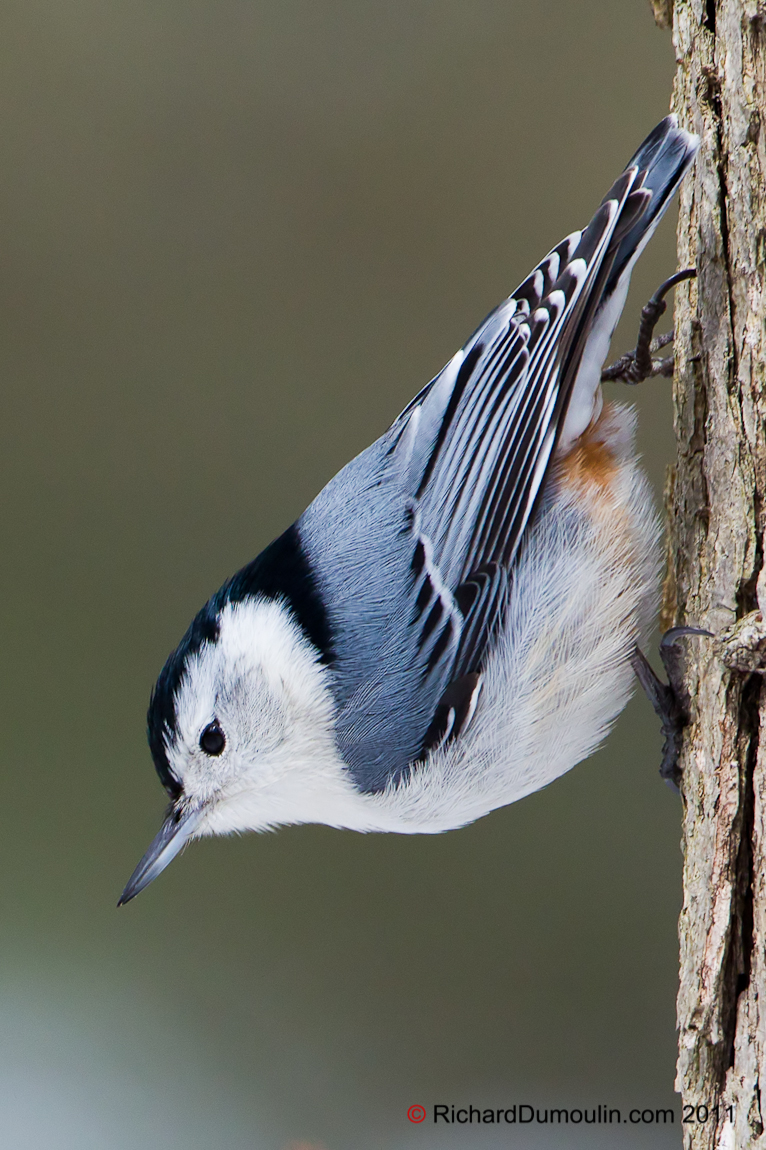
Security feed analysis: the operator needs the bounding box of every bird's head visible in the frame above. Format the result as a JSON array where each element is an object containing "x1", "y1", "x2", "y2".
[{"x1": 118, "y1": 593, "x2": 346, "y2": 905}]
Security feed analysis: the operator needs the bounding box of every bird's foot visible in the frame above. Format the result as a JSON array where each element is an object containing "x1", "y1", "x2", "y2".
[
  {"x1": 631, "y1": 626, "x2": 712, "y2": 790},
  {"x1": 601, "y1": 268, "x2": 696, "y2": 384}
]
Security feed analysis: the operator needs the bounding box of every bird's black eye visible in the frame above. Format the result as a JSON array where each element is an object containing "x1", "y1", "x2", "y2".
[{"x1": 199, "y1": 721, "x2": 226, "y2": 756}]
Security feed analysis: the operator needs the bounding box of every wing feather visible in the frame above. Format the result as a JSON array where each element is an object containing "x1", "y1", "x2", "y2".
[{"x1": 415, "y1": 183, "x2": 632, "y2": 602}]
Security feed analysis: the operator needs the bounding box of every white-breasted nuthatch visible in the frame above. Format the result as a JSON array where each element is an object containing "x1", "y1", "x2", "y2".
[{"x1": 120, "y1": 116, "x2": 699, "y2": 905}]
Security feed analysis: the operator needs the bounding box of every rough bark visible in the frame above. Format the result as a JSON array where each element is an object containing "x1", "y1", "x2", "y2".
[{"x1": 652, "y1": 1, "x2": 766, "y2": 1146}]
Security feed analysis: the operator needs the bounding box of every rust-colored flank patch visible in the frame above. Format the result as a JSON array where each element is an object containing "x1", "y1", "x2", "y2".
[{"x1": 558, "y1": 406, "x2": 618, "y2": 494}]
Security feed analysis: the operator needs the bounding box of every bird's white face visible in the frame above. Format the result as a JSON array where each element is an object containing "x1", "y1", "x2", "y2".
[
  {"x1": 119, "y1": 596, "x2": 361, "y2": 904},
  {"x1": 166, "y1": 597, "x2": 351, "y2": 836}
]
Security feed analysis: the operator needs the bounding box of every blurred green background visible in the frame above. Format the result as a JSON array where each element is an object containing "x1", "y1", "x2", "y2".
[{"x1": 0, "y1": 2, "x2": 686, "y2": 1147}]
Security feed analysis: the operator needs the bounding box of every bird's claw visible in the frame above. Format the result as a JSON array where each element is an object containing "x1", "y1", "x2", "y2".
[
  {"x1": 601, "y1": 268, "x2": 696, "y2": 385},
  {"x1": 631, "y1": 626, "x2": 712, "y2": 790}
]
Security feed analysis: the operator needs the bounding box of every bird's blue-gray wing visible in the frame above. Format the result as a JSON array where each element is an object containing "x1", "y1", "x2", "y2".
[{"x1": 297, "y1": 164, "x2": 653, "y2": 793}]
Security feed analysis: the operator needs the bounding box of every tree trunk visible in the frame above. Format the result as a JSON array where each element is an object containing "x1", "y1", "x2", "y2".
[{"x1": 654, "y1": 1, "x2": 766, "y2": 1146}]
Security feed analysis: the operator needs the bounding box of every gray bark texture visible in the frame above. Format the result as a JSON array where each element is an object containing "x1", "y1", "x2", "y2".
[{"x1": 652, "y1": 1, "x2": 766, "y2": 1146}]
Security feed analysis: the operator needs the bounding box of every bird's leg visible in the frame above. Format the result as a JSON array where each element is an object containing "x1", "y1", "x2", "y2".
[
  {"x1": 631, "y1": 626, "x2": 712, "y2": 790},
  {"x1": 601, "y1": 268, "x2": 696, "y2": 385}
]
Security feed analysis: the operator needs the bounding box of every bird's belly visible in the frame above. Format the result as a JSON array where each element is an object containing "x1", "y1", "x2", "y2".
[{"x1": 365, "y1": 401, "x2": 660, "y2": 833}]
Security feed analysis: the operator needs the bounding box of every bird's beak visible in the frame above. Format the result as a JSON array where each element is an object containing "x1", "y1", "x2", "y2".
[{"x1": 118, "y1": 802, "x2": 204, "y2": 906}]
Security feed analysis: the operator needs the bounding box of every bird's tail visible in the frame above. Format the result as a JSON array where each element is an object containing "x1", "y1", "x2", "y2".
[{"x1": 603, "y1": 114, "x2": 699, "y2": 295}]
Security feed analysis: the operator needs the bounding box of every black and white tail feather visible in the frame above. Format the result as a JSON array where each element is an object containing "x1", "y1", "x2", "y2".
[{"x1": 120, "y1": 116, "x2": 699, "y2": 905}]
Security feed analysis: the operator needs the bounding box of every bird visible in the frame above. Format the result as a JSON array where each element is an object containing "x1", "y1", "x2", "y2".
[{"x1": 119, "y1": 115, "x2": 699, "y2": 905}]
